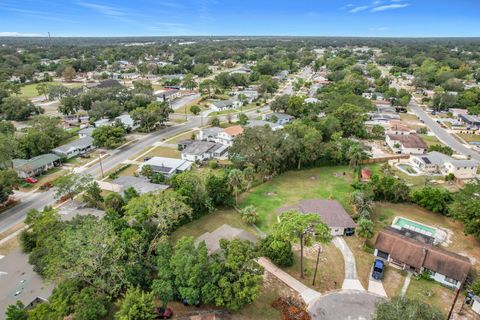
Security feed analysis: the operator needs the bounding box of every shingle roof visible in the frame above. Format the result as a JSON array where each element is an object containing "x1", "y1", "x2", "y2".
[
  {"x1": 13, "y1": 153, "x2": 60, "y2": 172},
  {"x1": 223, "y1": 125, "x2": 244, "y2": 136},
  {"x1": 52, "y1": 136, "x2": 93, "y2": 154},
  {"x1": 277, "y1": 199, "x2": 356, "y2": 229},
  {"x1": 387, "y1": 134, "x2": 428, "y2": 149},
  {"x1": 375, "y1": 228, "x2": 471, "y2": 282},
  {"x1": 182, "y1": 141, "x2": 223, "y2": 156}
]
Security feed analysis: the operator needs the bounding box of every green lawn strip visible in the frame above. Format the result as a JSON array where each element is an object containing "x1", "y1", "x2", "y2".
[{"x1": 19, "y1": 81, "x2": 82, "y2": 98}]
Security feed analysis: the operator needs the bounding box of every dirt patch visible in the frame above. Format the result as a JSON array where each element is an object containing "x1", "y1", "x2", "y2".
[
  {"x1": 265, "y1": 192, "x2": 277, "y2": 197},
  {"x1": 0, "y1": 236, "x2": 20, "y2": 256},
  {"x1": 310, "y1": 176, "x2": 317, "y2": 180}
]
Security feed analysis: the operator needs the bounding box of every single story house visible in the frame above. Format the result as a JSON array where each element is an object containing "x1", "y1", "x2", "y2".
[
  {"x1": 374, "y1": 228, "x2": 471, "y2": 289},
  {"x1": 196, "y1": 224, "x2": 257, "y2": 255},
  {"x1": 52, "y1": 136, "x2": 94, "y2": 159},
  {"x1": 78, "y1": 127, "x2": 95, "y2": 138},
  {"x1": 155, "y1": 89, "x2": 181, "y2": 102},
  {"x1": 13, "y1": 153, "x2": 61, "y2": 178},
  {"x1": 386, "y1": 121, "x2": 416, "y2": 135},
  {"x1": 304, "y1": 97, "x2": 319, "y2": 104},
  {"x1": 229, "y1": 67, "x2": 251, "y2": 75},
  {"x1": 209, "y1": 99, "x2": 242, "y2": 112},
  {"x1": 139, "y1": 156, "x2": 193, "y2": 178},
  {"x1": 459, "y1": 114, "x2": 480, "y2": 129},
  {"x1": 181, "y1": 141, "x2": 228, "y2": 162},
  {"x1": 245, "y1": 120, "x2": 283, "y2": 131},
  {"x1": 277, "y1": 199, "x2": 356, "y2": 236},
  {"x1": 234, "y1": 90, "x2": 259, "y2": 103},
  {"x1": 386, "y1": 134, "x2": 428, "y2": 154},
  {"x1": 94, "y1": 114, "x2": 139, "y2": 131},
  {"x1": 449, "y1": 108, "x2": 468, "y2": 119},
  {"x1": 273, "y1": 70, "x2": 289, "y2": 81},
  {"x1": 112, "y1": 176, "x2": 169, "y2": 195},
  {"x1": 92, "y1": 79, "x2": 123, "y2": 89},
  {"x1": 216, "y1": 125, "x2": 244, "y2": 146},
  {"x1": 411, "y1": 151, "x2": 479, "y2": 180},
  {"x1": 263, "y1": 113, "x2": 295, "y2": 125},
  {"x1": 198, "y1": 127, "x2": 224, "y2": 142}
]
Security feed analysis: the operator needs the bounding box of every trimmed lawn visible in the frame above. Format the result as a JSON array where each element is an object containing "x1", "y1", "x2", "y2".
[
  {"x1": 19, "y1": 81, "x2": 82, "y2": 98},
  {"x1": 166, "y1": 130, "x2": 199, "y2": 144},
  {"x1": 239, "y1": 166, "x2": 354, "y2": 232},
  {"x1": 400, "y1": 113, "x2": 419, "y2": 122},
  {"x1": 142, "y1": 146, "x2": 181, "y2": 159},
  {"x1": 171, "y1": 208, "x2": 260, "y2": 243},
  {"x1": 405, "y1": 278, "x2": 455, "y2": 315},
  {"x1": 19, "y1": 167, "x2": 65, "y2": 191},
  {"x1": 284, "y1": 243, "x2": 344, "y2": 293},
  {"x1": 457, "y1": 133, "x2": 480, "y2": 143},
  {"x1": 418, "y1": 134, "x2": 443, "y2": 147}
]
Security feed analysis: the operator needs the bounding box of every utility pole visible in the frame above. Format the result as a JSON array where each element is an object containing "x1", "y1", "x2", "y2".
[
  {"x1": 312, "y1": 245, "x2": 322, "y2": 286},
  {"x1": 447, "y1": 281, "x2": 464, "y2": 320},
  {"x1": 98, "y1": 152, "x2": 104, "y2": 178}
]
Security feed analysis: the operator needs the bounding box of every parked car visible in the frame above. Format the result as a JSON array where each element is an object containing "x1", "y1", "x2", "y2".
[
  {"x1": 154, "y1": 307, "x2": 173, "y2": 319},
  {"x1": 372, "y1": 259, "x2": 385, "y2": 280},
  {"x1": 24, "y1": 177, "x2": 38, "y2": 184}
]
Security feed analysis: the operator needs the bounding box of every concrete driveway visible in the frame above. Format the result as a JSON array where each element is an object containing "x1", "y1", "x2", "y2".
[
  {"x1": 308, "y1": 290, "x2": 383, "y2": 320},
  {"x1": 333, "y1": 237, "x2": 365, "y2": 291}
]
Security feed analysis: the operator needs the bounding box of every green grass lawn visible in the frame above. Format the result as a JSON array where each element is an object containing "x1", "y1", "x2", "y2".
[
  {"x1": 418, "y1": 134, "x2": 443, "y2": 147},
  {"x1": 171, "y1": 208, "x2": 260, "y2": 243},
  {"x1": 142, "y1": 146, "x2": 181, "y2": 159},
  {"x1": 19, "y1": 81, "x2": 82, "y2": 98},
  {"x1": 405, "y1": 278, "x2": 455, "y2": 315},
  {"x1": 166, "y1": 130, "x2": 199, "y2": 144},
  {"x1": 457, "y1": 133, "x2": 480, "y2": 143},
  {"x1": 239, "y1": 166, "x2": 355, "y2": 232}
]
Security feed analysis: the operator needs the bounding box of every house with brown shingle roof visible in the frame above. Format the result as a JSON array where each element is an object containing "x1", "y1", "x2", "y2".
[
  {"x1": 277, "y1": 199, "x2": 356, "y2": 236},
  {"x1": 385, "y1": 133, "x2": 428, "y2": 154},
  {"x1": 374, "y1": 227, "x2": 471, "y2": 288}
]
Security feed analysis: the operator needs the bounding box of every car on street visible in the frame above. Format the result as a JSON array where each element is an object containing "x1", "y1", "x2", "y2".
[{"x1": 372, "y1": 259, "x2": 385, "y2": 280}]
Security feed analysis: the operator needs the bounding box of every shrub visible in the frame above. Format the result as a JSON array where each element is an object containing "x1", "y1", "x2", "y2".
[{"x1": 258, "y1": 235, "x2": 294, "y2": 267}]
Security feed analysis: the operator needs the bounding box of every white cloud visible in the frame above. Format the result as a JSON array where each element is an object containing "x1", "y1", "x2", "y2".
[
  {"x1": 0, "y1": 32, "x2": 43, "y2": 37},
  {"x1": 370, "y1": 3, "x2": 409, "y2": 12},
  {"x1": 339, "y1": 4, "x2": 354, "y2": 10},
  {"x1": 77, "y1": 2, "x2": 125, "y2": 16},
  {"x1": 349, "y1": 5, "x2": 369, "y2": 13}
]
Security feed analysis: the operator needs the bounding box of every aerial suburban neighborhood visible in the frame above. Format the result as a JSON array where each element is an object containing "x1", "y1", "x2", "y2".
[{"x1": 1, "y1": 1, "x2": 480, "y2": 320}]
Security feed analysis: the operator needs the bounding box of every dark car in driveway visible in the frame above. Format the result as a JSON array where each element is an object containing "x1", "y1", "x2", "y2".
[{"x1": 372, "y1": 259, "x2": 385, "y2": 280}]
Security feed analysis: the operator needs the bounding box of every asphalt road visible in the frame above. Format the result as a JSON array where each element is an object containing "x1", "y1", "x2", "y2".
[
  {"x1": 409, "y1": 100, "x2": 480, "y2": 161},
  {"x1": 0, "y1": 94, "x2": 201, "y2": 234}
]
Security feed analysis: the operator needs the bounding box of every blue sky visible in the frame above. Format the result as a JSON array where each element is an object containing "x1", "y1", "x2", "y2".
[{"x1": 0, "y1": 0, "x2": 479, "y2": 37}]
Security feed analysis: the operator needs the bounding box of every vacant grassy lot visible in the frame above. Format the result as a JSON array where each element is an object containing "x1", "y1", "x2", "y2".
[
  {"x1": 418, "y1": 134, "x2": 443, "y2": 147},
  {"x1": 141, "y1": 146, "x2": 181, "y2": 159},
  {"x1": 19, "y1": 81, "x2": 82, "y2": 98},
  {"x1": 171, "y1": 208, "x2": 260, "y2": 243},
  {"x1": 457, "y1": 133, "x2": 480, "y2": 143},
  {"x1": 167, "y1": 130, "x2": 199, "y2": 144},
  {"x1": 405, "y1": 278, "x2": 455, "y2": 315},
  {"x1": 239, "y1": 166, "x2": 354, "y2": 232}
]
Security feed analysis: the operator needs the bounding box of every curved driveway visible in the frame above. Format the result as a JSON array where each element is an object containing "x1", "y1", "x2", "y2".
[{"x1": 409, "y1": 100, "x2": 480, "y2": 161}]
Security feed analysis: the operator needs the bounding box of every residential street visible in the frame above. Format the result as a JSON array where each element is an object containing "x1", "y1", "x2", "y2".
[{"x1": 409, "y1": 99, "x2": 480, "y2": 161}]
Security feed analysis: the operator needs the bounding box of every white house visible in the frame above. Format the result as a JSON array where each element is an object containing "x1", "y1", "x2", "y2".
[
  {"x1": 411, "y1": 151, "x2": 479, "y2": 180},
  {"x1": 52, "y1": 136, "x2": 95, "y2": 159},
  {"x1": 181, "y1": 141, "x2": 227, "y2": 162},
  {"x1": 209, "y1": 99, "x2": 242, "y2": 112},
  {"x1": 245, "y1": 120, "x2": 283, "y2": 131},
  {"x1": 139, "y1": 157, "x2": 193, "y2": 178},
  {"x1": 216, "y1": 125, "x2": 244, "y2": 146},
  {"x1": 234, "y1": 90, "x2": 259, "y2": 103},
  {"x1": 13, "y1": 154, "x2": 61, "y2": 178},
  {"x1": 94, "y1": 114, "x2": 139, "y2": 131},
  {"x1": 198, "y1": 127, "x2": 224, "y2": 142}
]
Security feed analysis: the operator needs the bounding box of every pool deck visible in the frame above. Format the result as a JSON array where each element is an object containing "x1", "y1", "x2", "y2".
[{"x1": 392, "y1": 216, "x2": 446, "y2": 244}]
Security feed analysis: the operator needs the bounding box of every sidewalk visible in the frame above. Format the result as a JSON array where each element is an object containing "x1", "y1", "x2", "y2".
[{"x1": 256, "y1": 257, "x2": 321, "y2": 305}]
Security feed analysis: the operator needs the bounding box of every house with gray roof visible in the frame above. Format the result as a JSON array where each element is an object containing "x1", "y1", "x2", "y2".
[
  {"x1": 112, "y1": 176, "x2": 169, "y2": 195},
  {"x1": 181, "y1": 141, "x2": 227, "y2": 162},
  {"x1": 277, "y1": 199, "x2": 356, "y2": 236},
  {"x1": 410, "y1": 151, "x2": 479, "y2": 180},
  {"x1": 13, "y1": 153, "x2": 61, "y2": 178},
  {"x1": 78, "y1": 127, "x2": 95, "y2": 138},
  {"x1": 209, "y1": 99, "x2": 242, "y2": 111},
  {"x1": 139, "y1": 156, "x2": 193, "y2": 178},
  {"x1": 263, "y1": 112, "x2": 295, "y2": 125},
  {"x1": 198, "y1": 127, "x2": 224, "y2": 142},
  {"x1": 245, "y1": 120, "x2": 284, "y2": 131},
  {"x1": 52, "y1": 136, "x2": 94, "y2": 159},
  {"x1": 195, "y1": 224, "x2": 257, "y2": 255}
]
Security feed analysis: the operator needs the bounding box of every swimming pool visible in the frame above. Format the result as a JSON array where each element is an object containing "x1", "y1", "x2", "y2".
[{"x1": 392, "y1": 217, "x2": 437, "y2": 237}]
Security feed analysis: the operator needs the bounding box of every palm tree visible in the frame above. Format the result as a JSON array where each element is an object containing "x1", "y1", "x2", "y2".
[
  {"x1": 227, "y1": 169, "x2": 245, "y2": 205},
  {"x1": 350, "y1": 191, "x2": 374, "y2": 218},
  {"x1": 347, "y1": 143, "x2": 368, "y2": 168},
  {"x1": 357, "y1": 218, "x2": 374, "y2": 246}
]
